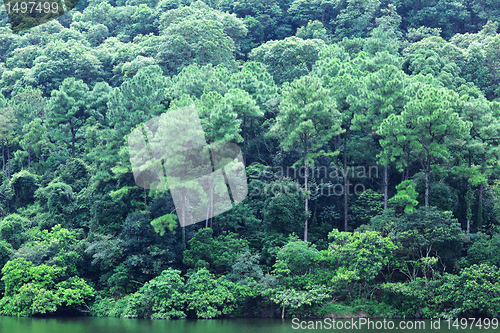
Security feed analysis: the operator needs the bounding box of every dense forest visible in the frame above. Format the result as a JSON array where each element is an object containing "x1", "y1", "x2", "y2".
[{"x1": 0, "y1": 0, "x2": 500, "y2": 320}]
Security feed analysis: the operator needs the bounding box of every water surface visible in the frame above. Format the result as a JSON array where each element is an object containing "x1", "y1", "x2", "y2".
[{"x1": 0, "y1": 316, "x2": 496, "y2": 333}]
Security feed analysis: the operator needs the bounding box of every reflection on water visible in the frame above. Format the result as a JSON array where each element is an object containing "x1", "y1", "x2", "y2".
[{"x1": 0, "y1": 317, "x2": 496, "y2": 333}]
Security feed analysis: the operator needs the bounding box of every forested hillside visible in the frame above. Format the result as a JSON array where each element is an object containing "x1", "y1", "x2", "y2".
[{"x1": 1, "y1": 0, "x2": 500, "y2": 320}]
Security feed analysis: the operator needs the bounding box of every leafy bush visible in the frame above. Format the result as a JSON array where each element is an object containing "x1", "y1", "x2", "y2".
[
  {"x1": 122, "y1": 268, "x2": 186, "y2": 319},
  {"x1": 185, "y1": 268, "x2": 236, "y2": 318},
  {"x1": 0, "y1": 257, "x2": 95, "y2": 316},
  {"x1": 184, "y1": 228, "x2": 248, "y2": 274}
]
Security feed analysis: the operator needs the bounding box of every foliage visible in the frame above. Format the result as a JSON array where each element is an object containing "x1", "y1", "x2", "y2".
[
  {"x1": 1, "y1": 0, "x2": 500, "y2": 320},
  {"x1": 465, "y1": 232, "x2": 500, "y2": 268},
  {"x1": 383, "y1": 264, "x2": 500, "y2": 318},
  {"x1": 389, "y1": 180, "x2": 418, "y2": 214},
  {"x1": 184, "y1": 268, "x2": 236, "y2": 318},
  {"x1": 323, "y1": 229, "x2": 396, "y2": 285},
  {"x1": 150, "y1": 214, "x2": 178, "y2": 236},
  {"x1": 273, "y1": 235, "x2": 319, "y2": 278},
  {"x1": 183, "y1": 228, "x2": 248, "y2": 274},
  {"x1": 0, "y1": 213, "x2": 31, "y2": 249},
  {"x1": 249, "y1": 37, "x2": 325, "y2": 85},
  {"x1": 121, "y1": 268, "x2": 186, "y2": 319},
  {"x1": 0, "y1": 257, "x2": 94, "y2": 316}
]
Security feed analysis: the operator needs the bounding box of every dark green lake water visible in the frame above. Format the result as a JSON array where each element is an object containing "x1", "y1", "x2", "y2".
[{"x1": 0, "y1": 317, "x2": 497, "y2": 333}]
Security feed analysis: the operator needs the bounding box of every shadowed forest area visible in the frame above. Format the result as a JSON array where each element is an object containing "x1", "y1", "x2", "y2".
[{"x1": 1, "y1": 0, "x2": 500, "y2": 320}]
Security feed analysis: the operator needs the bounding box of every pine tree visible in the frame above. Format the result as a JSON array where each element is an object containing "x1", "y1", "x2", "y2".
[
  {"x1": 379, "y1": 87, "x2": 471, "y2": 207},
  {"x1": 269, "y1": 75, "x2": 342, "y2": 241},
  {"x1": 46, "y1": 77, "x2": 90, "y2": 158}
]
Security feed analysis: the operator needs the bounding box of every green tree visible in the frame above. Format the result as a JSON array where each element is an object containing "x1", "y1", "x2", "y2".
[
  {"x1": 224, "y1": 88, "x2": 263, "y2": 164},
  {"x1": 227, "y1": 250, "x2": 263, "y2": 283},
  {"x1": 333, "y1": 0, "x2": 381, "y2": 40},
  {"x1": 312, "y1": 48, "x2": 365, "y2": 231},
  {"x1": 457, "y1": 92, "x2": 500, "y2": 232},
  {"x1": 20, "y1": 118, "x2": 47, "y2": 170},
  {"x1": 157, "y1": 3, "x2": 242, "y2": 76},
  {"x1": 378, "y1": 87, "x2": 471, "y2": 207},
  {"x1": 322, "y1": 230, "x2": 396, "y2": 293},
  {"x1": 30, "y1": 39, "x2": 102, "y2": 95},
  {"x1": 9, "y1": 87, "x2": 46, "y2": 134},
  {"x1": 383, "y1": 207, "x2": 466, "y2": 279},
  {"x1": 9, "y1": 170, "x2": 38, "y2": 210},
  {"x1": 0, "y1": 105, "x2": 16, "y2": 179},
  {"x1": 389, "y1": 180, "x2": 419, "y2": 214},
  {"x1": 249, "y1": 36, "x2": 325, "y2": 85},
  {"x1": 269, "y1": 75, "x2": 342, "y2": 240},
  {"x1": 196, "y1": 91, "x2": 243, "y2": 144},
  {"x1": 183, "y1": 228, "x2": 248, "y2": 274},
  {"x1": 296, "y1": 20, "x2": 330, "y2": 42},
  {"x1": 268, "y1": 286, "x2": 329, "y2": 319},
  {"x1": 87, "y1": 81, "x2": 113, "y2": 126},
  {"x1": 108, "y1": 65, "x2": 168, "y2": 138},
  {"x1": 13, "y1": 225, "x2": 85, "y2": 275},
  {"x1": 273, "y1": 235, "x2": 320, "y2": 278},
  {"x1": 120, "y1": 268, "x2": 186, "y2": 319},
  {"x1": 0, "y1": 214, "x2": 31, "y2": 249},
  {"x1": 352, "y1": 66, "x2": 410, "y2": 209},
  {"x1": 184, "y1": 268, "x2": 236, "y2": 318},
  {"x1": 34, "y1": 182, "x2": 76, "y2": 228},
  {"x1": 262, "y1": 178, "x2": 306, "y2": 236},
  {"x1": 288, "y1": 1, "x2": 325, "y2": 29},
  {"x1": 465, "y1": 232, "x2": 500, "y2": 268},
  {"x1": 46, "y1": 78, "x2": 90, "y2": 158},
  {"x1": 229, "y1": 0, "x2": 283, "y2": 43},
  {"x1": 435, "y1": 264, "x2": 500, "y2": 317},
  {"x1": 170, "y1": 63, "x2": 230, "y2": 100},
  {"x1": 0, "y1": 257, "x2": 94, "y2": 316},
  {"x1": 352, "y1": 189, "x2": 384, "y2": 224}
]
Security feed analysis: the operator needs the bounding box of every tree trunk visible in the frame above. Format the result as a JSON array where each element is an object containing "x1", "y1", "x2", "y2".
[
  {"x1": 344, "y1": 133, "x2": 348, "y2": 231},
  {"x1": 304, "y1": 162, "x2": 308, "y2": 242},
  {"x1": 205, "y1": 200, "x2": 210, "y2": 229},
  {"x1": 303, "y1": 135, "x2": 309, "y2": 242},
  {"x1": 207, "y1": 148, "x2": 215, "y2": 229},
  {"x1": 206, "y1": 177, "x2": 212, "y2": 228},
  {"x1": 466, "y1": 155, "x2": 472, "y2": 235},
  {"x1": 478, "y1": 183, "x2": 483, "y2": 230},
  {"x1": 401, "y1": 147, "x2": 406, "y2": 183},
  {"x1": 466, "y1": 188, "x2": 471, "y2": 235},
  {"x1": 70, "y1": 122, "x2": 76, "y2": 158},
  {"x1": 182, "y1": 195, "x2": 187, "y2": 262},
  {"x1": 384, "y1": 165, "x2": 388, "y2": 210},
  {"x1": 1, "y1": 140, "x2": 4, "y2": 177},
  {"x1": 335, "y1": 134, "x2": 340, "y2": 165},
  {"x1": 405, "y1": 148, "x2": 410, "y2": 180},
  {"x1": 424, "y1": 168, "x2": 429, "y2": 207},
  {"x1": 478, "y1": 153, "x2": 486, "y2": 230},
  {"x1": 210, "y1": 184, "x2": 214, "y2": 229},
  {"x1": 7, "y1": 143, "x2": 10, "y2": 179},
  {"x1": 424, "y1": 153, "x2": 431, "y2": 207},
  {"x1": 243, "y1": 116, "x2": 247, "y2": 165},
  {"x1": 182, "y1": 226, "x2": 186, "y2": 250},
  {"x1": 282, "y1": 303, "x2": 285, "y2": 320}
]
